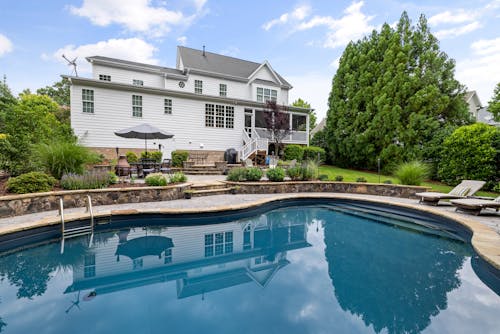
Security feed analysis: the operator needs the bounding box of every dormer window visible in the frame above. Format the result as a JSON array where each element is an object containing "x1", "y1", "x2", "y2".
[
  {"x1": 195, "y1": 80, "x2": 203, "y2": 94},
  {"x1": 99, "y1": 74, "x2": 111, "y2": 81},
  {"x1": 256, "y1": 87, "x2": 277, "y2": 103},
  {"x1": 133, "y1": 79, "x2": 144, "y2": 86}
]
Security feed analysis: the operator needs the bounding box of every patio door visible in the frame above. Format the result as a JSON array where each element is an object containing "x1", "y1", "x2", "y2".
[{"x1": 244, "y1": 109, "x2": 253, "y2": 137}]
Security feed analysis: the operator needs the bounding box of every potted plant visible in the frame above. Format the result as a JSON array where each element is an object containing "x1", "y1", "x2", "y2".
[{"x1": 184, "y1": 190, "x2": 194, "y2": 199}]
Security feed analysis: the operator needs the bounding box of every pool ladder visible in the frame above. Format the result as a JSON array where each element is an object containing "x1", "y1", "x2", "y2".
[{"x1": 60, "y1": 195, "x2": 95, "y2": 254}]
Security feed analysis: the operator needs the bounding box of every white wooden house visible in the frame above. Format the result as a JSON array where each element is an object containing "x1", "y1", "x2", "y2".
[{"x1": 65, "y1": 46, "x2": 311, "y2": 161}]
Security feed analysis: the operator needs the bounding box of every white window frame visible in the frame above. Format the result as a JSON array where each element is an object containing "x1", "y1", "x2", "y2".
[
  {"x1": 205, "y1": 103, "x2": 214, "y2": 127},
  {"x1": 132, "y1": 95, "x2": 142, "y2": 117},
  {"x1": 164, "y1": 98, "x2": 172, "y2": 114},
  {"x1": 195, "y1": 80, "x2": 203, "y2": 94},
  {"x1": 256, "y1": 87, "x2": 277, "y2": 103},
  {"x1": 219, "y1": 83, "x2": 227, "y2": 97},
  {"x1": 82, "y1": 89, "x2": 94, "y2": 113},
  {"x1": 132, "y1": 79, "x2": 144, "y2": 86},
  {"x1": 99, "y1": 74, "x2": 111, "y2": 81},
  {"x1": 225, "y1": 106, "x2": 234, "y2": 128}
]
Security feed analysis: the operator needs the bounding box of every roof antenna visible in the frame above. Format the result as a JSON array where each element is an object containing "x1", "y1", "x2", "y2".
[
  {"x1": 202, "y1": 45, "x2": 205, "y2": 57},
  {"x1": 62, "y1": 54, "x2": 78, "y2": 77}
]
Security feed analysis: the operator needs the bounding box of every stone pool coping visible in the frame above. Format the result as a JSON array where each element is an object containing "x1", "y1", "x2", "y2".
[{"x1": 0, "y1": 192, "x2": 498, "y2": 271}]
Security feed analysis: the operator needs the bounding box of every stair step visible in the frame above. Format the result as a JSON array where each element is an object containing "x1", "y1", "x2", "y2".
[
  {"x1": 192, "y1": 188, "x2": 232, "y2": 197},
  {"x1": 191, "y1": 183, "x2": 228, "y2": 190}
]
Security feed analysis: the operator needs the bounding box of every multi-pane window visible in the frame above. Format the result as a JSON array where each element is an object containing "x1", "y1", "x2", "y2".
[
  {"x1": 219, "y1": 83, "x2": 227, "y2": 97},
  {"x1": 215, "y1": 105, "x2": 225, "y2": 128},
  {"x1": 82, "y1": 89, "x2": 94, "y2": 113},
  {"x1": 133, "y1": 258, "x2": 143, "y2": 270},
  {"x1": 243, "y1": 225, "x2": 251, "y2": 250},
  {"x1": 132, "y1": 95, "x2": 142, "y2": 117},
  {"x1": 164, "y1": 98, "x2": 172, "y2": 114},
  {"x1": 133, "y1": 79, "x2": 144, "y2": 86},
  {"x1": 256, "y1": 87, "x2": 277, "y2": 102},
  {"x1": 205, "y1": 104, "x2": 215, "y2": 127},
  {"x1": 195, "y1": 80, "x2": 203, "y2": 94},
  {"x1": 225, "y1": 106, "x2": 234, "y2": 128},
  {"x1": 205, "y1": 231, "x2": 233, "y2": 257},
  {"x1": 205, "y1": 104, "x2": 234, "y2": 129},
  {"x1": 164, "y1": 248, "x2": 172, "y2": 264},
  {"x1": 99, "y1": 74, "x2": 111, "y2": 81},
  {"x1": 84, "y1": 254, "x2": 96, "y2": 278}
]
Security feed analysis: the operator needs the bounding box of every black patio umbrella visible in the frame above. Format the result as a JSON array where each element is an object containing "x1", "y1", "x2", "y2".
[
  {"x1": 114, "y1": 123, "x2": 174, "y2": 153},
  {"x1": 115, "y1": 236, "x2": 174, "y2": 261}
]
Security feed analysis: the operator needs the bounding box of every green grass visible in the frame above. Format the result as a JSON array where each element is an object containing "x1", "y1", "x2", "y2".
[{"x1": 319, "y1": 165, "x2": 497, "y2": 198}]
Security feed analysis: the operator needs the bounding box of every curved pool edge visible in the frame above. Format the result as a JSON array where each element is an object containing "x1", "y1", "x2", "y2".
[{"x1": 0, "y1": 193, "x2": 499, "y2": 270}]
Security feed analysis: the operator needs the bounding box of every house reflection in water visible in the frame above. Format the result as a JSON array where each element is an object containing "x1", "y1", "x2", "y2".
[{"x1": 64, "y1": 212, "x2": 311, "y2": 299}]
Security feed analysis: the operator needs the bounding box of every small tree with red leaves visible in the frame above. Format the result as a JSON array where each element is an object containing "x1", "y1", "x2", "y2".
[{"x1": 264, "y1": 101, "x2": 291, "y2": 156}]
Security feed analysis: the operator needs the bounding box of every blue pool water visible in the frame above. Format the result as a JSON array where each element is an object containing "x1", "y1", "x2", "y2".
[{"x1": 0, "y1": 203, "x2": 499, "y2": 333}]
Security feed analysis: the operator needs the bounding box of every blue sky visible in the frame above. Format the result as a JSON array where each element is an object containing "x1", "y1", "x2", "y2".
[{"x1": 0, "y1": 0, "x2": 499, "y2": 120}]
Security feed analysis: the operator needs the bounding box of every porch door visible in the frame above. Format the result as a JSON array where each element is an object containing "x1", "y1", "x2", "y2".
[{"x1": 244, "y1": 109, "x2": 253, "y2": 137}]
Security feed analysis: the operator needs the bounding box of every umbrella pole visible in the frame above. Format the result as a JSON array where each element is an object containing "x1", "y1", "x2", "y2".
[{"x1": 145, "y1": 137, "x2": 147, "y2": 155}]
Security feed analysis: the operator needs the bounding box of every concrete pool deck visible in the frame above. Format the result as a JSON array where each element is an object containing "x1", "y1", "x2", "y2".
[{"x1": 0, "y1": 176, "x2": 499, "y2": 270}]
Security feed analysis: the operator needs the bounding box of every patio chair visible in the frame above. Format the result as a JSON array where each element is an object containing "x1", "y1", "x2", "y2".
[
  {"x1": 160, "y1": 159, "x2": 172, "y2": 174},
  {"x1": 140, "y1": 158, "x2": 157, "y2": 177},
  {"x1": 451, "y1": 196, "x2": 500, "y2": 215},
  {"x1": 415, "y1": 180, "x2": 486, "y2": 206}
]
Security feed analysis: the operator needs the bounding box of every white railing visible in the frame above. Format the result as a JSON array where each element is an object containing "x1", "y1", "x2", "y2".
[
  {"x1": 238, "y1": 129, "x2": 268, "y2": 161},
  {"x1": 254, "y1": 128, "x2": 308, "y2": 144}
]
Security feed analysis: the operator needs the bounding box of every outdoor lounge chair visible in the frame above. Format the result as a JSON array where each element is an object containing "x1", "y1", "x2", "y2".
[
  {"x1": 415, "y1": 180, "x2": 486, "y2": 205},
  {"x1": 451, "y1": 196, "x2": 500, "y2": 215}
]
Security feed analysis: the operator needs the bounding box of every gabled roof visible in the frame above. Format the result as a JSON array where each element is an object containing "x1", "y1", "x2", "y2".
[
  {"x1": 86, "y1": 56, "x2": 184, "y2": 76},
  {"x1": 464, "y1": 90, "x2": 482, "y2": 107},
  {"x1": 177, "y1": 46, "x2": 292, "y2": 88}
]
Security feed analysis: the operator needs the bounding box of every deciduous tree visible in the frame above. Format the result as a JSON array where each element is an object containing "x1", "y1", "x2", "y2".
[{"x1": 488, "y1": 82, "x2": 500, "y2": 122}]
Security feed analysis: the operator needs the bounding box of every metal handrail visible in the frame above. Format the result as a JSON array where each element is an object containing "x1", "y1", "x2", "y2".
[
  {"x1": 59, "y1": 198, "x2": 65, "y2": 254},
  {"x1": 85, "y1": 195, "x2": 94, "y2": 247}
]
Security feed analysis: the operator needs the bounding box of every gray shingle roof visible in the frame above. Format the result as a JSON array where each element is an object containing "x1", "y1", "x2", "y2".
[
  {"x1": 178, "y1": 46, "x2": 291, "y2": 87},
  {"x1": 87, "y1": 56, "x2": 184, "y2": 75}
]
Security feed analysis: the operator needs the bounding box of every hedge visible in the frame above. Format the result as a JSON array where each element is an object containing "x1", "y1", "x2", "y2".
[{"x1": 172, "y1": 150, "x2": 189, "y2": 167}]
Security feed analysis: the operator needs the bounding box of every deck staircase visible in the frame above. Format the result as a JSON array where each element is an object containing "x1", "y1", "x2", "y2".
[{"x1": 238, "y1": 130, "x2": 268, "y2": 164}]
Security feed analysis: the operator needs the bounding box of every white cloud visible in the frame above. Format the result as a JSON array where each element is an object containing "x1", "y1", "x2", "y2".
[
  {"x1": 51, "y1": 38, "x2": 158, "y2": 74},
  {"x1": 177, "y1": 36, "x2": 187, "y2": 46},
  {"x1": 288, "y1": 72, "x2": 333, "y2": 121},
  {"x1": 262, "y1": 5, "x2": 311, "y2": 31},
  {"x1": 69, "y1": 0, "x2": 206, "y2": 37},
  {"x1": 0, "y1": 33, "x2": 13, "y2": 57},
  {"x1": 434, "y1": 21, "x2": 481, "y2": 39},
  {"x1": 428, "y1": 10, "x2": 477, "y2": 26},
  {"x1": 297, "y1": 1, "x2": 375, "y2": 49},
  {"x1": 456, "y1": 37, "x2": 500, "y2": 104}
]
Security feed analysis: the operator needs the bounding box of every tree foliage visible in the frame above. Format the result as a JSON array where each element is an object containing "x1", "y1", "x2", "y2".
[
  {"x1": 264, "y1": 101, "x2": 291, "y2": 155},
  {"x1": 292, "y1": 98, "x2": 316, "y2": 130},
  {"x1": 325, "y1": 12, "x2": 471, "y2": 172},
  {"x1": 438, "y1": 123, "x2": 499, "y2": 190},
  {"x1": 488, "y1": 82, "x2": 500, "y2": 122},
  {"x1": 36, "y1": 77, "x2": 71, "y2": 124}
]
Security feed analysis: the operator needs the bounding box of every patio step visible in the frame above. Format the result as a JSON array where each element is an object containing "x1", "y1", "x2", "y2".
[
  {"x1": 191, "y1": 183, "x2": 228, "y2": 191},
  {"x1": 191, "y1": 187, "x2": 233, "y2": 197}
]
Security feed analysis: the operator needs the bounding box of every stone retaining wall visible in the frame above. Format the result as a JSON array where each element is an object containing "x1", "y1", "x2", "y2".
[
  {"x1": 224, "y1": 181, "x2": 429, "y2": 198},
  {"x1": 0, "y1": 184, "x2": 188, "y2": 218}
]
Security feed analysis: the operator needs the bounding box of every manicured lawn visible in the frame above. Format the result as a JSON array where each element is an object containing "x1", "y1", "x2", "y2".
[{"x1": 318, "y1": 165, "x2": 497, "y2": 198}]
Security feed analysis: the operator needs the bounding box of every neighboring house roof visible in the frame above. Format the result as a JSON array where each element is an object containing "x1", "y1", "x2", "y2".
[
  {"x1": 177, "y1": 46, "x2": 292, "y2": 88},
  {"x1": 464, "y1": 91, "x2": 477, "y2": 103},
  {"x1": 477, "y1": 107, "x2": 500, "y2": 126},
  {"x1": 311, "y1": 117, "x2": 326, "y2": 136}
]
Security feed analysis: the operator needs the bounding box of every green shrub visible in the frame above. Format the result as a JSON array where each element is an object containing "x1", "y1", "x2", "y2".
[
  {"x1": 302, "y1": 146, "x2": 326, "y2": 163},
  {"x1": 301, "y1": 161, "x2": 319, "y2": 180},
  {"x1": 108, "y1": 171, "x2": 119, "y2": 184},
  {"x1": 356, "y1": 177, "x2": 367, "y2": 183},
  {"x1": 6, "y1": 172, "x2": 57, "y2": 194},
  {"x1": 318, "y1": 174, "x2": 329, "y2": 181},
  {"x1": 141, "y1": 151, "x2": 163, "y2": 162},
  {"x1": 60, "y1": 172, "x2": 111, "y2": 190},
  {"x1": 169, "y1": 172, "x2": 187, "y2": 183},
  {"x1": 335, "y1": 175, "x2": 344, "y2": 181},
  {"x1": 172, "y1": 150, "x2": 189, "y2": 167},
  {"x1": 245, "y1": 167, "x2": 263, "y2": 181},
  {"x1": 227, "y1": 167, "x2": 247, "y2": 181},
  {"x1": 145, "y1": 173, "x2": 168, "y2": 186},
  {"x1": 36, "y1": 141, "x2": 95, "y2": 179},
  {"x1": 395, "y1": 161, "x2": 430, "y2": 186},
  {"x1": 283, "y1": 145, "x2": 304, "y2": 161},
  {"x1": 438, "y1": 123, "x2": 499, "y2": 190},
  {"x1": 286, "y1": 166, "x2": 302, "y2": 180},
  {"x1": 126, "y1": 151, "x2": 138, "y2": 163},
  {"x1": 266, "y1": 167, "x2": 285, "y2": 182}
]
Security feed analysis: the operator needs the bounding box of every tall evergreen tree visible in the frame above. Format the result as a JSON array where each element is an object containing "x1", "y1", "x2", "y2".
[
  {"x1": 326, "y1": 12, "x2": 471, "y2": 171},
  {"x1": 488, "y1": 82, "x2": 500, "y2": 122}
]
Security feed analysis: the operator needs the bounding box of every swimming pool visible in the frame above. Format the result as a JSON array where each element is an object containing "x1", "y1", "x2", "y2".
[{"x1": 0, "y1": 201, "x2": 498, "y2": 333}]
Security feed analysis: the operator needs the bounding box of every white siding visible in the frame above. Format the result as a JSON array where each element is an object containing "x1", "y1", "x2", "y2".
[
  {"x1": 71, "y1": 84, "x2": 245, "y2": 158},
  {"x1": 165, "y1": 74, "x2": 249, "y2": 100},
  {"x1": 92, "y1": 64, "x2": 164, "y2": 88}
]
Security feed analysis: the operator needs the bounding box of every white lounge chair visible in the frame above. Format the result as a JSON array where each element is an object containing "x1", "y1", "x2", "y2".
[
  {"x1": 415, "y1": 180, "x2": 486, "y2": 205},
  {"x1": 451, "y1": 196, "x2": 500, "y2": 215}
]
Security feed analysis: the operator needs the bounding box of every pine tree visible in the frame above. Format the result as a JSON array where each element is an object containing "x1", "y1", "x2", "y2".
[{"x1": 326, "y1": 12, "x2": 471, "y2": 172}]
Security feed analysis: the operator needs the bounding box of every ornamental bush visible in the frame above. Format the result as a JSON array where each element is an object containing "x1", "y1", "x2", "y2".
[
  {"x1": 301, "y1": 161, "x2": 319, "y2": 180},
  {"x1": 36, "y1": 141, "x2": 96, "y2": 179},
  {"x1": 266, "y1": 167, "x2": 285, "y2": 182},
  {"x1": 286, "y1": 166, "x2": 302, "y2": 180},
  {"x1": 226, "y1": 167, "x2": 247, "y2": 181},
  {"x1": 394, "y1": 161, "x2": 429, "y2": 186},
  {"x1": 141, "y1": 151, "x2": 163, "y2": 162},
  {"x1": 169, "y1": 172, "x2": 187, "y2": 183},
  {"x1": 126, "y1": 151, "x2": 138, "y2": 163},
  {"x1": 145, "y1": 173, "x2": 168, "y2": 186},
  {"x1": 438, "y1": 123, "x2": 499, "y2": 190},
  {"x1": 60, "y1": 171, "x2": 111, "y2": 190},
  {"x1": 283, "y1": 145, "x2": 304, "y2": 161},
  {"x1": 245, "y1": 167, "x2": 263, "y2": 181},
  {"x1": 6, "y1": 172, "x2": 57, "y2": 194},
  {"x1": 302, "y1": 146, "x2": 326, "y2": 164},
  {"x1": 172, "y1": 150, "x2": 189, "y2": 167}
]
